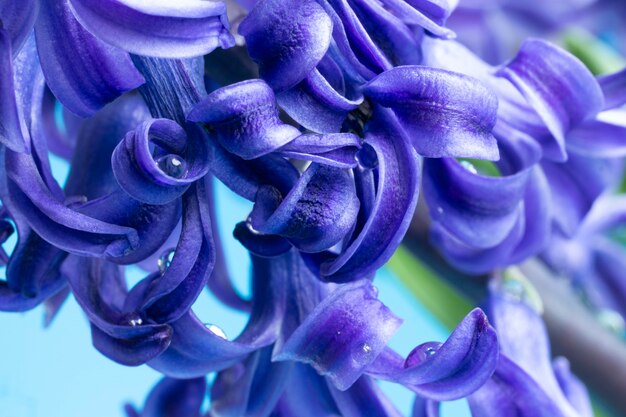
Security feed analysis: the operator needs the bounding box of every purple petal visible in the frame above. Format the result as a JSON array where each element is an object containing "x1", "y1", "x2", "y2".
[
  {"x1": 138, "y1": 183, "x2": 215, "y2": 324},
  {"x1": 0, "y1": 0, "x2": 39, "y2": 54},
  {"x1": 131, "y1": 56, "x2": 206, "y2": 125},
  {"x1": 239, "y1": 0, "x2": 333, "y2": 90},
  {"x1": 112, "y1": 119, "x2": 209, "y2": 205},
  {"x1": 326, "y1": 0, "x2": 393, "y2": 74},
  {"x1": 35, "y1": 0, "x2": 144, "y2": 117},
  {"x1": 566, "y1": 118, "x2": 626, "y2": 158},
  {"x1": 233, "y1": 221, "x2": 292, "y2": 258},
  {"x1": 207, "y1": 140, "x2": 300, "y2": 201},
  {"x1": 412, "y1": 397, "x2": 440, "y2": 417},
  {"x1": 250, "y1": 163, "x2": 360, "y2": 253},
  {"x1": 349, "y1": 0, "x2": 422, "y2": 67},
  {"x1": 0, "y1": 29, "x2": 28, "y2": 152},
  {"x1": 485, "y1": 276, "x2": 576, "y2": 414},
  {"x1": 423, "y1": 158, "x2": 529, "y2": 249},
  {"x1": 367, "y1": 308, "x2": 498, "y2": 401},
  {"x1": 553, "y1": 358, "x2": 593, "y2": 417},
  {"x1": 379, "y1": 0, "x2": 455, "y2": 38},
  {"x1": 148, "y1": 252, "x2": 290, "y2": 377},
  {"x1": 276, "y1": 69, "x2": 362, "y2": 134},
  {"x1": 68, "y1": 0, "x2": 235, "y2": 58},
  {"x1": 541, "y1": 152, "x2": 621, "y2": 237},
  {"x1": 278, "y1": 133, "x2": 361, "y2": 169},
  {"x1": 320, "y1": 108, "x2": 420, "y2": 282},
  {"x1": 274, "y1": 280, "x2": 402, "y2": 391},
  {"x1": 598, "y1": 68, "x2": 626, "y2": 110},
  {"x1": 210, "y1": 347, "x2": 291, "y2": 417},
  {"x1": 274, "y1": 364, "x2": 342, "y2": 416},
  {"x1": 495, "y1": 39, "x2": 604, "y2": 156},
  {"x1": 133, "y1": 377, "x2": 206, "y2": 417},
  {"x1": 65, "y1": 256, "x2": 173, "y2": 366},
  {"x1": 363, "y1": 66, "x2": 499, "y2": 159},
  {"x1": 328, "y1": 376, "x2": 404, "y2": 417},
  {"x1": 188, "y1": 79, "x2": 300, "y2": 160},
  {"x1": 468, "y1": 356, "x2": 571, "y2": 417}
]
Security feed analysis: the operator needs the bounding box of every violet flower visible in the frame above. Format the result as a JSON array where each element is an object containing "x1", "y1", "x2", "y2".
[{"x1": 0, "y1": 0, "x2": 624, "y2": 415}]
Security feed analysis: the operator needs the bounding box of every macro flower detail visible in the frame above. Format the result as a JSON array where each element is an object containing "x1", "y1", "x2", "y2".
[{"x1": 2, "y1": 0, "x2": 626, "y2": 416}]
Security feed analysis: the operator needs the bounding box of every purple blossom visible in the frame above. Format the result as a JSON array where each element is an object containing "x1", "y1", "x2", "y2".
[{"x1": 0, "y1": 0, "x2": 624, "y2": 416}]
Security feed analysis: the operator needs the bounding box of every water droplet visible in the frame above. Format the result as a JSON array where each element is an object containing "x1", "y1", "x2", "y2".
[
  {"x1": 157, "y1": 248, "x2": 176, "y2": 274},
  {"x1": 157, "y1": 154, "x2": 188, "y2": 179},
  {"x1": 127, "y1": 313, "x2": 143, "y2": 327},
  {"x1": 371, "y1": 285, "x2": 379, "y2": 297},
  {"x1": 352, "y1": 342, "x2": 374, "y2": 366},
  {"x1": 355, "y1": 143, "x2": 378, "y2": 170},
  {"x1": 436, "y1": 207, "x2": 444, "y2": 215},
  {"x1": 597, "y1": 309, "x2": 626, "y2": 337},
  {"x1": 459, "y1": 160, "x2": 478, "y2": 174},
  {"x1": 498, "y1": 268, "x2": 544, "y2": 314},
  {"x1": 205, "y1": 323, "x2": 228, "y2": 340},
  {"x1": 245, "y1": 217, "x2": 262, "y2": 235},
  {"x1": 362, "y1": 343, "x2": 372, "y2": 354},
  {"x1": 404, "y1": 342, "x2": 441, "y2": 368}
]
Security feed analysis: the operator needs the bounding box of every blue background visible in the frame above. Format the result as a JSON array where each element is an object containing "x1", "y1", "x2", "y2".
[{"x1": 0, "y1": 156, "x2": 471, "y2": 417}]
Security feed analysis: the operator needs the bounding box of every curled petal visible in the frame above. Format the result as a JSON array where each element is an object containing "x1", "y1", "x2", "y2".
[
  {"x1": 112, "y1": 119, "x2": 209, "y2": 205},
  {"x1": 320, "y1": 108, "x2": 420, "y2": 282},
  {"x1": 495, "y1": 39, "x2": 604, "y2": 159},
  {"x1": 541, "y1": 152, "x2": 621, "y2": 237},
  {"x1": 149, "y1": 252, "x2": 290, "y2": 377},
  {"x1": 130, "y1": 377, "x2": 206, "y2": 417},
  {"x1": 233, "y1": 221, "x2": 292, "y2": 258},
  {"x1": 65, "y1": 257, "x2": 172, "y2": 366},
  {"x1": 430, "y1": 215, "x2": 525, "y2": 275},
  {"x1": 136, "y1": 183, "x2": 215, "y2": 324},
  {"x1": 278, "y1": 132, "x2": 361, "y2": 169},
  {"x1": 363, "y1": 66, "x2": 499, "y2": 159},
  {"x1": 276, "y1": 69, "x2": 362, "y2": 134},
  {"x1": 423, "y1": 158, "x2": 529, "y2": 249},
  {"x1": 188, "y1": 80, "x2": 300, "y2": 160},
  {"x1": 367, "y1": 308, "x2": 498, "y2": 401},
  {"x1": 274, "y1": 280, "x2": 402, "y2": 391},
  {"x1": 239, "y1": 0, "x2": 333, "y2": 91},
  {"x1": 208, "y1": 140, "x2": 300, "y2": 201},
  {"x1": 5, "y1": 152, "x2": 139, "y2": 257},
  {"x1": 249, "y1": 164, "x2": 360, "y2": 253},
  {"x1": 68, "y1": 0, "x2": 235, "y2": 58},
  {"x1": 35, "y1": 0, "x2": 144, "y2": 117}
]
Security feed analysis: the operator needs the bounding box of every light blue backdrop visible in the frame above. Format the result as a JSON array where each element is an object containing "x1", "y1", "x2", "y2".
[{"x1": 0, "y1": 156, "x2": 471, "y2": 417}]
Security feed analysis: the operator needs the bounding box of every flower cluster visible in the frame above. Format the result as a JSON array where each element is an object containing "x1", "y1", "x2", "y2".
[{"x1": 1, "y1": 0, "x2": 625, "y2": 416}]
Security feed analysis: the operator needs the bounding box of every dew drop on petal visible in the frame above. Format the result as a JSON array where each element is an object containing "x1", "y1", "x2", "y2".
[
  {"x1": 459, "y1": 159, "x2": 478, "y2": 174},
  {"x1": 355, "y1": 143, "x2": 378, "y2": 170},
  {"x1": 157, "y1": 248, "x2": 176, "y2": 274},
  {"x1": 404, "y1": 341, "x2": 441, "y2": 368},
  {"x1": 205, "y1": 323, "x2": 228, "y2": 340},
  {"x1": 157, "y1": 154, "x2": 188, "y2": 179},
  {"x1": 127, "y1": 313, "x2": 143, "y2": 327},
  {"x1": 597, "y1": 309, "x2": 626, "y2": 338}
]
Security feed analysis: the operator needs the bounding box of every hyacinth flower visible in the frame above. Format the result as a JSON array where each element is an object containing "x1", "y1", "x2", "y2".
[
  {"x1": 542, "y1": 194, "x2": 626, "y2": 335},
  {"x1": 1, "y1": 0, "x2": 626, "y2": 416}
]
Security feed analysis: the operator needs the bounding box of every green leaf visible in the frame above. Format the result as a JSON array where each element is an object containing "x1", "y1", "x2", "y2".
[
  {"x1": 562, "y1": 28, "x2": 626, "y2": 75},
  {"x1": 387, "y1": 245, "x2": 473, "y2": 330}
]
